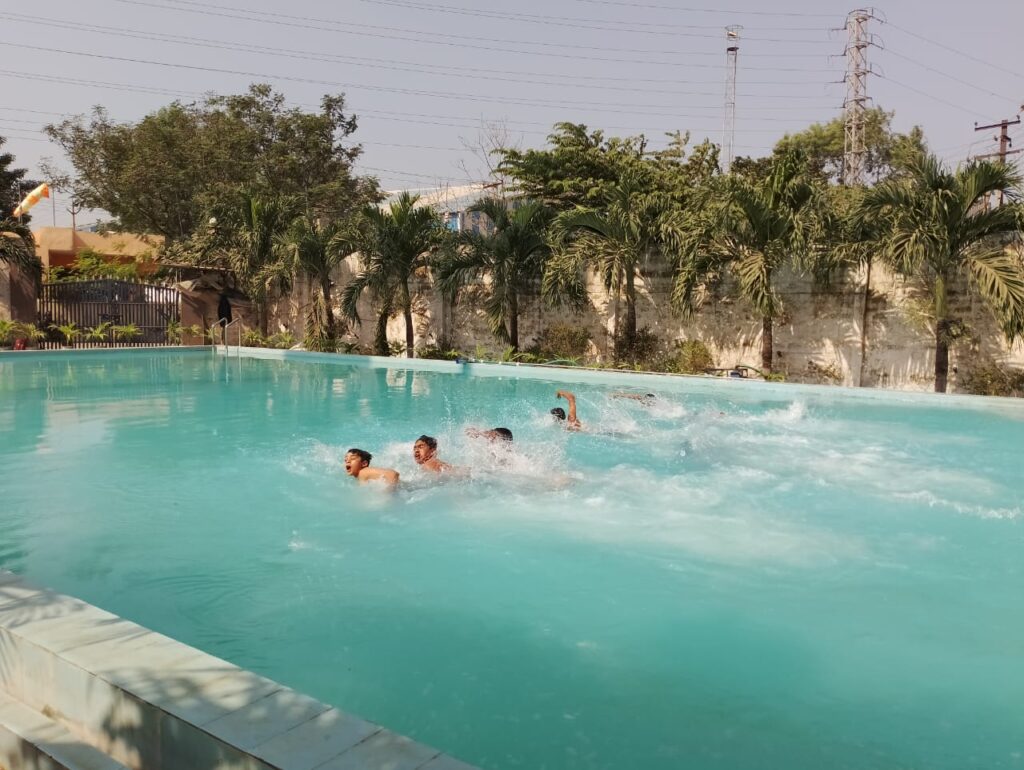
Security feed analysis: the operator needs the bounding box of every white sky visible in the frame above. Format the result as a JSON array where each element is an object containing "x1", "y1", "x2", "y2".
[{"x1": 2, "y1": 0, "x2": 1022, "y2": 228}]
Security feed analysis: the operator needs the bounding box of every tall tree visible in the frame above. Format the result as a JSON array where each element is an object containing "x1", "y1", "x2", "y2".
[
  {"x1": 439, "y1": 197, "x2": 553, "y2": 351},
  {"x1": 674, "y1": 151, "x2": 823, "y2": 374},
  {"x1": 857, "y1": 154, "x2": 1024, "y2": 392},
  {"x1": 0, "y1": 217, "x2": 40, "y2": 276},
  {"x1": 342, "y1": 193, "x2": 446, "y2": 357},
  {"x1": 45, "y1": 85, "x2": 376, "y2": 241},
  {"x1": 1, "y1": 138, "x2": 39, "y2": 223},
  {"x1": 284, "y1": 214, "x2": 361, "y2": 343},
  {"x1": 546, "y1": 169, "x2": 685, "y2": 352},
  {"x1": 496, "y1": 123, "x2": 649, "y2": 210}
]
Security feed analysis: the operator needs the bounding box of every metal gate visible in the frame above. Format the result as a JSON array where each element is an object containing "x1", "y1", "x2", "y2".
[{"x1": 37, "y1": 280, "x2": 180, "y2": 348}]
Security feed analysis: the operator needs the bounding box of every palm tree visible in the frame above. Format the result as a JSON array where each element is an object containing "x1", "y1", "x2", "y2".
[
  {"x1": 674, "y1": 151, "x2": 822, "y2": 374},
  {"x1": 438, "y1": 197, "x2": 553, "y2": 351},
  {"x1": 858, "y1": 154, "x2": 1024, "y2": 392},
  {"x1": 545, "y1": 170, "x2": 682, "y2": 354},
  {"x1": 0, "y1": 217, "x2": 41, "y2": 276},
  {"x1": 342, "y1": 192, "x2": 445, "y2": 357},
  {"x1": 283, "y1": 215, "x2": 361, "y2": 342},
  {"x1": 224, "y1": 193, "x2": 297, "y2": 335}
]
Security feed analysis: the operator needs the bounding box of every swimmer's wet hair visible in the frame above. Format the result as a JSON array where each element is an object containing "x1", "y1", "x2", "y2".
[
  {"x1": 416, "y1": 435, "x2": 438, "y2": 449},
  {"x1": 492, "y1": 427, "x2": 513, "y2": 441},
  {"x1": 551, "y1": 407, "x2": 566, "y2": 420},
  {"x1": 347, "y1": 448, "x2": 372, "y2": 464},
  {"x1": 645, "y1": 393, "x2": 656, "y2": 399}
]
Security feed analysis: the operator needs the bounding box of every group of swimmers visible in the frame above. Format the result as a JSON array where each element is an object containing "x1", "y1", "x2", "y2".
[{"x1": 343, "y1": 389, "x2": 656, "y2": 487}]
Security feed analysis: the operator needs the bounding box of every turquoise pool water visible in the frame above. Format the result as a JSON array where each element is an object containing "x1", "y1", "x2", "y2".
[{"x1": 1, "y1": 349, "x2": 1022, "y2": 769}]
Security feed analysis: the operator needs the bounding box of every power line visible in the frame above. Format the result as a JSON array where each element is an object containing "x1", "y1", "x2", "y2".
[
  {"x1": 881, "y1": 20, "x2": 1024, "y2": 81},
  {"x1": 0, "y1": 41, "x2": 837, "y2": 119},
  {"x1": 879, "y1": 48, "x2": 1015, "y2": 103},
  {"x1": 115, "y1": 0, "x2": 841, "y2": 65},
  {"x1": 353, "y1": 0, "x2": 835, "y2": 41},
  {"x1": 569, "y1": 0, "x2": 838, "y2": 18},
  {"x1": 3, "y1": 14, "x2": 839, "y2": 100},
  {"x1": 879, "y1": 75, "x2": 981, "y2": 117}
]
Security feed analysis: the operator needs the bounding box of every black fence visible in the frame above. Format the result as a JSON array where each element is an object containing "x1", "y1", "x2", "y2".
[{"x1": 37, "y1": 280, "x2": 181, "y2": 349}]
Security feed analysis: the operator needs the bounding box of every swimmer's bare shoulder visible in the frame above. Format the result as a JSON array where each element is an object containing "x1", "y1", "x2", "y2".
[{"x1": 357, "y1": 467, "x2": 400, "y2": 486}]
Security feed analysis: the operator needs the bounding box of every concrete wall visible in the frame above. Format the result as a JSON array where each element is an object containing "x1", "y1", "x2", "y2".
[{"x1": 265, "y1": 255, "x2": 1024, "y2": 394}]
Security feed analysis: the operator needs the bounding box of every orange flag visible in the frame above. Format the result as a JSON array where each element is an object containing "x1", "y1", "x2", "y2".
[{"x1": 13, "y1": 183, "x2": 50, "y2": 218}]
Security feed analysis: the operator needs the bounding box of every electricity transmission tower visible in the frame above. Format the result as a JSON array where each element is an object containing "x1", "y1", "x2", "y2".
[
  {"x1": 722, "y1": 25, "x2": 741, "y2": 174},
  {"x1": 842, "y1": 9, "x2": 877, "y2": 186}
]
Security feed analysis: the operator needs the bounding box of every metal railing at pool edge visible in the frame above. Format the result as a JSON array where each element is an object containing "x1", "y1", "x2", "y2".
[{"x1": 213, "y1": 318, "x2": 242, "y2": 358}]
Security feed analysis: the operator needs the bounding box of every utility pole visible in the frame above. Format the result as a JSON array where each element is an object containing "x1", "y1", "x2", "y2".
[
  {"x1": 974, "y1": 115, "x2": 1022, "y2": 205},
  {"x1": 842, "y1": 9, "x2": 876, "y2": 186},
  {"x1": 722, "y1": 25, "x2": 741, "y2": 174}
]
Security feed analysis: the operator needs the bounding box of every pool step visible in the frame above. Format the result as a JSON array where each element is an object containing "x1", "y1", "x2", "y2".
[{"x1": 0, "y1": 689, "x2": 129, "y2": 770}]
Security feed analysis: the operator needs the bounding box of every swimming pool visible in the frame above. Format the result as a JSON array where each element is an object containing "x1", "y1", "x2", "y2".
[{"x1": 1, "y1": 348, "x2": 1021, "y2": 769}]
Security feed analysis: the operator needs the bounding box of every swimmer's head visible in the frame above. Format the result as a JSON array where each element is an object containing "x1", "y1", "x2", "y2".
[
  {"x1": 413, "y1": 435, "x2": 437, "y2": 464},
  {"x1": 344, "y1": 448, "x2": 371, "y2": 476},
  {"x1": 550, "y1": 407, "x2": 566, "y2": 421},
  {"x1": 490, "y1": 427, "x2": 513, "y2": 442}
]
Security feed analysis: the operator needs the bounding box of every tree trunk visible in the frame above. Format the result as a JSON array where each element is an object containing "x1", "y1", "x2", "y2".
[
  {"x1": 321, "y1": 277, "x2": 335, "y2": 339},
  {"x1": 933, "y1": 276, "x2": 949, "y2": 393},
  {"x1": 258, "y1": 301, "x2": 268, "y2": 337},
  {"x1": 509, "y1": 291, "x2": 519, "y2": 352},
  {"x1": 403, "y1": 279, "x2": 414, "y2": 358},
  {"x1": 761, "y1": 315, "x2": 773, "y2": 374},
  {"x1": 857, "y1": 259, "x2": 872, "y2": 387},
  {"x1": 624, "y1": 269, "x2": 637, "y2": 343},
  {"x1": 374, "y1": 308, "x2": 389, "y2": 356},
  {"x1": 934, "y1": 320, "x2": 950, "y2": 393}
]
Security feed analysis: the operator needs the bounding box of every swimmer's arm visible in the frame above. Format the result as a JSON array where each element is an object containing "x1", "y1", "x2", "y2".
[
  {"x1": 556, "y1": 390, "x2": 579, "y2": 426},
  {"x1": 358, "y1": 467, "x2": 400, "y2": 486}
]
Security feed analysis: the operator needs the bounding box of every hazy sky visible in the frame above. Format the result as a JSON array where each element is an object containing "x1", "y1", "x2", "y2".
[{"x1": 2, "y1": 0, "x2": 1022, "y2": 228}]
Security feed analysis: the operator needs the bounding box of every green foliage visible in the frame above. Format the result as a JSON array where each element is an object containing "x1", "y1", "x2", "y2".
[
  {"x1": 0, "y1": 137, "x2": 40, "y2": 224},
  {"x1": 0, "y1": 216, "x2": 41, "y2": 277},
  {"x1": 165, "y1": 319, "x2": 183, "y2": 344},
  {"x1": 546, "y1": 168, "x2": 692, "y2": 346},
  {"x1": 438, "y1": 196, "x2": 554, "y2": 350},
  {"x1": 417, "y1": 344, "x2": 462, "y2": 361},
  {"x1": 241, "y1": 329, "x2": 265, "y2": 347},
  {"x1": 48, "y1": 248, "x2": 143, "y2": 282},
  {"x1": 112, "y1": 323, "x2": 141, "y2": 342},
  {"x1": 0, "y1": 319, "x2": 18, "y2": 345},
  {"x1": 342, "y1": 192, "x2": 448, "y2": 357},
  {"x1": 529, "y1": 323, "x2": 591, "y2": 360},
  {"x1": 674, "y1": 339, "x2": 716, "y2": 374},
  {"x1": 304, "y1": 291, "x2": 335, "y2": 352},
  {"x1": 857, "y1": 154, "x2": 1024, "y2": 391},
  {"x1": 613, "y1": 326, "x2": 662, "y2": 367},
  {"x1": 84, "y1": 322, "x2": 112, "y2": 343},
  {"x1": 267, "y1": 331, "x2": 297, "y2": 350},
  {"x1": 959, "y1": 364, "x2": 1024, "y2": 397},
  {"x1": 44, "y1": 85, "x2": 378, "y2": 240},
  {"x1": 50, "y1": 322, "x2": 81, "y2": 346}
]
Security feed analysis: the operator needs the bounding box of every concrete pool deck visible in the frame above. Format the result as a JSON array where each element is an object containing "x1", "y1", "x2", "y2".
[{"x1": 0, "y1": 571, "x2": 477, "y2": 770}]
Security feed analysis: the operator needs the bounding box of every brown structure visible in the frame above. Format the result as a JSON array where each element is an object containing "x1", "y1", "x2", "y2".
[{"x1": 33, "y1": 228, "x2": 163, "y2": 273}]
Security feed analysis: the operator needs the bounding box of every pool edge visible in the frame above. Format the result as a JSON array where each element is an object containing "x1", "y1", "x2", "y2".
[{"x1": 0, "y1": 570, "x2": 478, "y2": 770}]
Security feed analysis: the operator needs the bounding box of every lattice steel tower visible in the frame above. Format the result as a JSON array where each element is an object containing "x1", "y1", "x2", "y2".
[
  {"x1": 843, "y1": 9, "x2": 875, "y2": 185},
  {"x1": 723, "y1": 25, "x2": 742, "y2": 173}
]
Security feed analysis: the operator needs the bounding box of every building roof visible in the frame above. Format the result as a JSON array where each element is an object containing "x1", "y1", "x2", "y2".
[{"x1": 382, "y1": 182, "x2": 503, "y2": 213}]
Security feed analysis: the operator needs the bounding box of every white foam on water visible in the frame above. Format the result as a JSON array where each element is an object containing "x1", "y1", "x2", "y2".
[{"x1": 893, "y1": 491, "x2": 1022, "y2": 520}]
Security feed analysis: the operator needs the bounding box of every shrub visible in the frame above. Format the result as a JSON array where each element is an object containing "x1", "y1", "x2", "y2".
[
  {"x1": 112, "y1": 323, "x2": 141, "y2": 342},
  {"x1": 530, "y1": 324, "x2": 591, "y2": 361},
  {"x1": 614, "y1": 326, "x2": 661, "y2": 367},
  {"x1": 418, "y1": 345, "x2": 462, "y2": 361},
  {"x1": 674, "y1": 339, "x2": 715, "y2": 375},
  {"x1": 959, "y1": 364, "x2": 1024, "y2": 397},
  {"x1": 267, "y1": 331, "x2": 297, "y2": 350},
  {"x1": 241, "y1": 329, "x2": 266, "y2": 347}
]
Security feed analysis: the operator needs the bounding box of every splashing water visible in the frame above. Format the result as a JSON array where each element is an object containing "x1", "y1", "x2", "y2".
[{"x1": 1, "y1": 350, "x2": 1022, "y2": 770}]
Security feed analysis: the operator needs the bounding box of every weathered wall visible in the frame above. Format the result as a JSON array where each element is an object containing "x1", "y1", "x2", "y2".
[{"x1": 265, "y1": 255, "x2": 1024, "y2": 393}]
